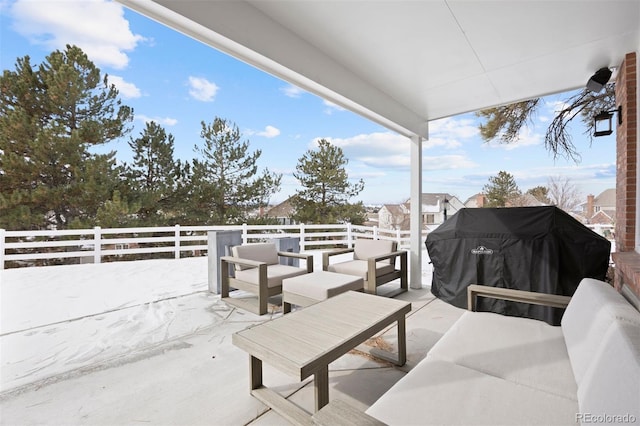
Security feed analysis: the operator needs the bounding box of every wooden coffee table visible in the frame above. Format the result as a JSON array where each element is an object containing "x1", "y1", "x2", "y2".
[{"x1": 232, "y1": 291, "x2": 411, "y2": 424}]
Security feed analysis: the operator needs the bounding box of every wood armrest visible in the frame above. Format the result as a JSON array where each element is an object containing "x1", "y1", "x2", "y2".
[
  {"x1": 467, "y1": 284, "x2": 572, "y2": 311},
  {"x1": 278, "y1": 251, "x2": 314, "y2": 273},
  {"x1": 220, "y1": 255, "x2": 266, "y2": 269},
  {"x1": 367, "y1": 250, "x2": 407, "y2": 264},
  {"x1": 322, "y1": 248, "x2": 355, "y2": 270},
  {"x1": 278, "y1": 251, "x2": 310, "y2": 260},
  {"x1": 325, "y1": 248, "x2": 355, "y2": 257},
  {"x1": 312, "y1": 399, "x2": 385, "y2": 426}
]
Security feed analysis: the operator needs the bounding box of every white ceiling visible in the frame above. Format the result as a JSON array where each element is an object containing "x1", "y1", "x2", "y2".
[{"x1": 118, "y1": 0, "x2": 640, "y2": 137}]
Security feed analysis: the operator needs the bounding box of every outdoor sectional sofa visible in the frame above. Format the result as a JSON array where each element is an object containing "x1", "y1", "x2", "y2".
[{"x1": 314, "y1": 278, "x2": 640, "y2": 425}]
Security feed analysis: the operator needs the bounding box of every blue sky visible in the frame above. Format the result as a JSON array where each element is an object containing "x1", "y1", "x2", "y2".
[{"x1": 0, "y1": 0, "x2": 616, "y2": 205}]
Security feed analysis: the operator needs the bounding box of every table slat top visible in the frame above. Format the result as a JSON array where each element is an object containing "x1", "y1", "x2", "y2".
[{"x1": 232, "y1": 291, "x2": 411, "y2": 378}]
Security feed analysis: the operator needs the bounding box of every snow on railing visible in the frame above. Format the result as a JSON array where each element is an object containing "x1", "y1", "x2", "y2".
[{"x1": 0, "y1": 224, "x2": 420, "y2": 269}]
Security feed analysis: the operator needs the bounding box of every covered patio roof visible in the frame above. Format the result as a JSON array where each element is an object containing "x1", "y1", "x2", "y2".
[
  {"x1": 118, "y1": 0, "x2": 639, "y2": 138},
  {"x1": 115, "y1": 0, "x2": 639, "y2": 288}
]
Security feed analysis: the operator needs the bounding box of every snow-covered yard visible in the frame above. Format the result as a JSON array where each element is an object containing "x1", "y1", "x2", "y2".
[{"x1": 1, "y1": 257, "x2": 214, "y2": 392}]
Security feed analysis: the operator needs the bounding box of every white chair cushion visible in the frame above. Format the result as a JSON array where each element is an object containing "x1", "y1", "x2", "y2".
[
  {"x1": 353, "y1": 239, "x2": 395, "y2": 263},
  {"x1": 577, "y1": 320, "x2": 640, "y2": 421},
  {"x1": 283, "y1": 271, "x2": 363, "y2": 300},
  {"x1": 231, "y1": 243, "x2": 279, "y2": 270},
  {"x1": 428, "y1": 311, "x2": 577, "y2": 400},
  {"x1": 234, "y1": 264, "x2": 307, "y2": 288},
  {"x1": 366, "y1": 359, "x2": 578, "y2": 425},
  {"x1": 561, "y1": 278, "x2": 640, "y2": 384},
  {"x1": 326, "y1": 260, "x2": 395, "y2": 281}
]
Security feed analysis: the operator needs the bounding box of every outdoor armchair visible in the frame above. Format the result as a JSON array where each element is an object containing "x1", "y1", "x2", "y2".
[
  {"x1": 220, "y1": 242, "x2": 313, "y2": 315},
  {"x1": 322, "y1": 239, "x2": 407, "y2": 296}
]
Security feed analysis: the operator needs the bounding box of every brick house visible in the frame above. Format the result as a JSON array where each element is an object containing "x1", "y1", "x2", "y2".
[{"x1": 583, "y1": 188, "x2": 615, "y2": 225}]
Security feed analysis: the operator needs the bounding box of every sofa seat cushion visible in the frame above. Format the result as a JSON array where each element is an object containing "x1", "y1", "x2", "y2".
[
  {"x1": 428, "y1": 311, "x2": 577, "y2": 400},
  {"x1": 365, "y1": 359, "x2": 578, "y2": 425},
  {"x1": 234, "y1": 265, "x2": 307, "y2": 288},
  {"x1": 327, "y1": 260, "x2": 395, "y2": 281},
  {"x1": 561, "y1": 278, "x2": 640, "y2": 385},
  {"x1": 283, "y1": 271, "x2": 363, "y2": 301}
]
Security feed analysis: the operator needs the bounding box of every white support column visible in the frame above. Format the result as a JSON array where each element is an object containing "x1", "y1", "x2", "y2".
[{"x1": 410, "y1": 134, "x2": 424, "y2": 289}]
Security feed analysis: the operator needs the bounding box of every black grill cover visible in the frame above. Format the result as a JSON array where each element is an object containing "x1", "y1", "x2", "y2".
[{"x1": 426, "y1": 206, "x2": 611, "y2": 325}]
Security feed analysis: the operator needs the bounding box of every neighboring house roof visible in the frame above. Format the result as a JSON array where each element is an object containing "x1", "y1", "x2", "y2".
[
  {"x1": 381, "y1": 204, "x2": 409, "y2": 216},
  {"x1": 594, "y1": 188, "x2": 616, "y2": 208},
  {"x1": 508, "y1": 193, "x2": 548, "y2": 207},
  {"x1": 379, "y1": 204, "x2": 410, "y2": 230},
  {"x1": 464, "y1": 193, "x2": 485, "y2": 208},
  {"x1": 265, "y1": 198, "x2": 295, "y2": 218},
  {"x1": 408, "y1": 193, "x2": 456, "y2": 206}
]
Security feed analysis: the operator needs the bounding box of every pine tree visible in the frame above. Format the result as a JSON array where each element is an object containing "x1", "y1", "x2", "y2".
[
  {"x1": 189, "y1": 117, "x2": 281, "y2": 224},
  {"x1": 526, "y1": 186, "x2": 551, "y2": 204},
  {"x1": 0, "y1": 45, "x2": 133, "y2": 230},
  {"x1": 482, "y1": 171, "x2": 521, "y2": 207},
  {"x1": 95, "y1": 190, "x2": 139, "y2": 228},
  {"x1": 292, "y1": 139, "x2": 366, "y2": 224},
  {"x1": 124, "y1": 122, "x2": 186, "y2": 225}
]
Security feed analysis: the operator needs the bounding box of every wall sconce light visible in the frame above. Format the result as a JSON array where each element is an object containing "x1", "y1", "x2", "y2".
[{"x1": 594, "y1": 106, "x2": 622, "y2": 137}]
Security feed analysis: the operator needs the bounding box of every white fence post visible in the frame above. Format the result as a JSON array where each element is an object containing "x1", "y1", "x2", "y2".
[
  {"x1": 347, "y1": 223, "x2": 353, "y2": 248},
  {"x1": 373, "y1": 226, "x2": 379, "y2": 240},
  {"x1": 94, "y1": 226, "x2": 101, "y2": 264},
  {"x1": 242, "y1": 223, "x2": 248, "y2": 244},
  {"x1": 396, "y1": 228, "x2": 401, "y2": 246},
  {"x1": 174, "y1": 224, "x2": 181, "y2": 259},
  {"x1": 300, "y1": 223, "x2": 306, "y2": 251},
  {"x1": 0, "y1": 229, "x2": 5, "y2": 270}
]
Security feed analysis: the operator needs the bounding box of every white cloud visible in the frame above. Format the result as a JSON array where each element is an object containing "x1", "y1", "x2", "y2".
[
  {"x1": 136, "y1": 115, "x2": 178, "y2": 126},
  {"x1": 323, "y1": 99, "x2": 346, "y2": 114},
  {"x1": 316, "y1": 132, "x2": 416, "y2": 169},
  {"x1": 188, "y1": 76, "x2": 219, "y2": 102},
  {"x1": 107, "y1": 75, "x2": 141, "y2": 99},
  {"x1": 257, "y1": 125, "x2": 281, "y2": 138},
  {"x1": 322, "y1": 132, "x2": 409, "y2": 155},
  {"x1": 423, "y1": 155, "x2": 477, "y2": 171},
  {"x1": 281, "y1": 84, "x2": 305, "y2": 98},
  {"x1": 245, "y1": 125, "x2": 281, "y2": 138},
  {"x1": 429, "y1": 116, "x2": 479, "y2": 140},
  {"x1": 485, "y1": 126, "x2": 542, "y2": 150},
  {"x1": 10, "y1": 0, "x2": 145, "y2": 69}
]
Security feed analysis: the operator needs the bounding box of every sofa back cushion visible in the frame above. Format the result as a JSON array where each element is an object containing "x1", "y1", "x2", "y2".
[
  {"x1": 577, "y1": 321, "x2": 640, "y2": 421},
  {"x1": 231, "y1": 243, "x2": 279, "y2": 270},
  {"x1": 562, "y1": 278, "x2": 640, "y2": 385},
  {"x1": 353, "y1": 240, "x2": 396, "y2": 264}
]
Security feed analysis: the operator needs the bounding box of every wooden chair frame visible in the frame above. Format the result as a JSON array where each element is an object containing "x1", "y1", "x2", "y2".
[
  {"x1": 220, "y1": 251, "x2": 313, "y2": 315},
  {"x1": 322, "y1": 246, "x2": 407, "y2": 297}
]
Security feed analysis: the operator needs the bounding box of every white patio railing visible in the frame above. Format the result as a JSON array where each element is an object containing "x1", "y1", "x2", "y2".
[
  {"x1": 0, "y1": 222, "x2": 613, "y2": 270},
  {"x1": 0, "y1": 223, "x2": 423, "y2": 269}
]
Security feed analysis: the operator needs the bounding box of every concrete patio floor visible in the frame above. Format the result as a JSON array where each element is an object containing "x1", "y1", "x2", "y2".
[{"x1": 0, "y1": 259, "x2": 464, "y2": 425}]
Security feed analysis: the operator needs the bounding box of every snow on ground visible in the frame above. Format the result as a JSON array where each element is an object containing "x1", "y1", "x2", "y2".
[
  {"x1": 0, "y1": 251, "x2": 432, "y2": 393},
  {"x1": 1, "y1": 257, "x2": 209, "y2": 334}
]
